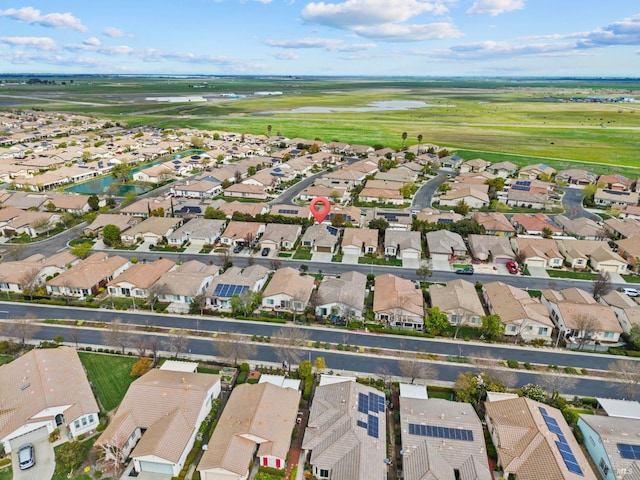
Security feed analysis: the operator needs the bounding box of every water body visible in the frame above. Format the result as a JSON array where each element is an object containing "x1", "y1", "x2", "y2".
[{"x1": 287, "y1": 100, "x2": 455, "y2": 114}]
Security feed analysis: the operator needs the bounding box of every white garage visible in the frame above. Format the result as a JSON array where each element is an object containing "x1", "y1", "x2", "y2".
[
  {"x1": 524, "y1": 257, "x2": 547, "y2": 269},
  {"x1": 137, "y1": 458, "x2": 175, "y2": 475}
]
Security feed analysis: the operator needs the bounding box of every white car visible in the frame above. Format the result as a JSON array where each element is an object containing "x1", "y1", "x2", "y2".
[{"x1": 622, "y1": 287, "x2": 640, "y2": 297}]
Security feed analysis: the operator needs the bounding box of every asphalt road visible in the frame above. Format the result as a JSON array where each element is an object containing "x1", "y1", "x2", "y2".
[
  {"x1": 411, "y1": 172, "x2": 447, "y2": 211},
  {"x1": 560, "y1": 187, "x2": 601, "y2": 221}
]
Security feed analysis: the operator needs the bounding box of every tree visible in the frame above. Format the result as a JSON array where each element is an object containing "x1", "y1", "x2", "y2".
[
  {"x1": 96, "y1": 435, "x2": 127, "y2": 478},
  {"x1": 541, "y1": 227, "x2": 553, "y2": 239},
  {"x1": 147, "y1": 282, "x2": 169, "y2": 311},
  {"x1": 298, "y1": 360, "x2": 312, "y2": 378},
  {"x1": 609, "y1": 359, "x2": 640, "y2": 400},
  {"x1": 438, "y1": 182, "x2": 452, "y2": 193},
  {"x1": 111, "y1": 162, "x2": 132, "y2": 183},
  {"x1": 267, "y1": 124, "x2": 272, "y2": 137},
  {"x1": 592, "y1": 271, "x2": 613, "y2": 300},
  {"x1": 215, "y1": 332, "x2": 257, "y2": 366},
  {"x1": 368, "y1": 217, "x2": 389, "y2": 232},
  {"x1": 539, "y1": 373, "x2": 578, "y2": 401},
  {"x1": 480, "y1": 314, "x2": 503, "y2": 341},
  {"x1": 401, "y1": 131, "x2": 407, "y2": 148},
  {"x1": 454, "y1": 371, "x2": 479, "y2": 403},
  {"x1": 521, "y1": 383, "x2": 547, "y2": 402},
  {"x1": 273, "y1": 325, "x2": 310, "y2": 372},
  {"x1": 121, "y1": 191, "x2": 138, "y2": 207},
  {"x1": 417, "y1": 134, "x2": 423, "y2": 154},
  {"x1": 627, "y1": 324, "x2": 640, "y2": 350},
  {"x1": 53, "y1": 334, "x2": 64, "y2": 344},
  {"x1": 331, "y1": 213, "x2": 345, "y2": 227},
  {"x1": 189, "y1": 294, "x2": 207, "y2": 315},
  {"x1": 204, "y1": 206, "x2": 226, "y2": 219},
  {"x1": 270, "y1": 258, "x2": 282, "y2": 271},
  {"x1": 191, "y1": 136, "x2": 204, "y2": 149},
  {"x1": 102, "y1": 224, "x2": 122, "y2": 247},
  {"x1": 574, "y1": 314, "x2": 598, "y2": 350},
  {"x1": 2, "y1": 314, "x2": 40, "y2": 350},
  {"x1": 70, "y1": 242, "x2": 92, "y2": 259},
  {"x1": 425, "y1": 307, "x2": 449, "y2": 335},
  {"x1": 514, "y1": 249, "x2": 527, "y2": 267},
  {"x1": 314, "y1": 356, "x2": 327, "y2": 374},
  {"x1": 229, "y1": 290, "x2": 262, "y2": 317},
  {"x1": 398, "y1": 359, "x2": 437, "y2": 384},
  {"x1": 102, "y1": 319, "x2": 130, "y2": 354},
  {"x1": 166, "y1": 328, "x2": 188, "y2": 358},
  {"x1": 88, "y1": 194, "x2": 100, "y2": 211},
  {"x1": 329, "y1": 190, "x2": 341, "y2": 204},
  {"x1": 453, "y1": 199, "x2": 470, "y2": 215},
  {"x1": 19, "y1": 267, "x2": 42, "y2": 301},
  {"x1": 130, "y1": 357, "x2": 152, "y2": 378},
  {"x1": 449, "y1": 219, "x2": 483, "y2": 236},
  {"x1": 416, "y1": 265, "x2": 432, "y2": 281}
]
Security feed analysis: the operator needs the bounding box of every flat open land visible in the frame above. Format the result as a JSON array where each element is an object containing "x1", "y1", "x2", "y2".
[{"x1": 2, "y1": 76, "x2": 640, "y2": 175}]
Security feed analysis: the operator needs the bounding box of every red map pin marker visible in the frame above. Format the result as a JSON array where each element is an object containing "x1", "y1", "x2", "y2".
[{"x1": 310, "y1": 197, "x2": 331, "y2": 224}]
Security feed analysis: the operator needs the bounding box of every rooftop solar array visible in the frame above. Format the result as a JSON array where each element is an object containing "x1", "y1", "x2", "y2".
[
  {"x1": 277, "y1": 209, "x2": 299, "y2": 215},
  {"x1": 618, "y1": 443, "x2": 640, "y2": 460},
  {"x1": 213, "y1": 283, "x2": 249, "y2": 298},
  {"x1": 539, "y1": 407, "x2": 583, "y2": 476},
  {"x1": 368, "y1": 415, "x2": 379, "y2": 438},
  {"x1": 358, "y1": 392, "x2": 385, "y2": 415},
  {"x1": 408, "y1": 423, "x2": 474, "y2": 441}
]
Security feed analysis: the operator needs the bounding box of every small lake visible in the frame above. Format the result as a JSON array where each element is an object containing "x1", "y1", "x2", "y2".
[{"x1": 285, "y1": 100, "x2": 455, "y2": 114}]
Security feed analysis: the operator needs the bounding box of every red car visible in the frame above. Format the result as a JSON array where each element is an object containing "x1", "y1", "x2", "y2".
[{"x1": 506, "y1": 261, "x2": 518, "y2": 274}]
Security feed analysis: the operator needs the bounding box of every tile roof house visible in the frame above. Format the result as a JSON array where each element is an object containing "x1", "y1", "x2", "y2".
[
  {"x1": 302, "y1": 378, "x2": 387, "y2": 480},
  {"x1": 577, "y1": 414, "x2": 640, "y2": 480},
  {"x1": 488, "y1": 161, "x2": 518, "y2": 178},
  {"x1": 511, "y1": 237, "x2": 564, "y2": 268},
  {"x1": 439, "y1": 184, "x2": 490, "y2": 209},
  {"x1": 107, "y1": 258, "x2": 176, "y2": 299},
  {"x1": 429, "y1": 279, "x2": 485, "y2": 329},
  {"x1": 511, "y1": 213, "x2": 562, "y2": 236},
  {"x1": 198, "y1": 382, "x2": 300, "y2": 480},
  {"x1": 46, "y1": 252, "x2": 130, "y2": 298},
  {"x1": 0, "y1": 251, "x2": 79, "y2": 295},
  {"x1": 595, "y1": 188, "x2": 639, "y2": 208},
  {"x1": 426, "y1": 230, "x2": 467, "y2": 260},
  {"x1": 518, "y1": 163, "x2": 556, "y2": 180},
  {"x1": 557, "y1": 239, "x2": 627, "y2": 273},
  {"x1": 541, "y1": 288, "x2": 623, "y2": 347},
  {"x1": 0, "y1": 347, "x2": 99, "y2": 453},
  {"x1": 615, "y1": 237, "x2": 640, "y2": 272},
  {"x1": 553, "y1": 215, "x2": 604, "y2": 240},
  {"x1": 467, "y1": 234, "x2": 516, "y2": 263},
  {"x1": 167, "y1": 218, "x2": 226, "y2": 246},
  {"x1": 460, "y1": 158, "x2": 491, "y2": 173},
  {"x1": 483, "y1": 281, "x2": 554, "y2": 342},
  {"x1": 224, "y1": 183, "x2": 269, "y2": 200},
  {"x1": 485, "y1": 397, "x2": 597, "y2": 480},
  {"x1": 598, "y1": 173, "x2": 633, "y2": 191},
  {"x1": 217, "y1": 200, "x2": 269, "y2": 218},
  {"x1": 599, "y1": 290, "x2": 640, "y2": 334},
  {"x1": 96, "y1": 367, "x2": 221, "y2": 477},
  {"x1": 341, "y1": 227, "x2": 378, "y2": 256},
  {"x1": 315, "y1": 271, "x2": 367, "y2": 321},
  {"x1": 605, "y1": 218, "x2": 640, "y2": 239},
  {"x1": 219, "y1": 221, "x2": 265, "y2": 247},
  {"x1": 471, "y1": 211, "x2": 516, "y2": 237},
  {"x1": 400, "y1": 395, "x2": 492, "y2": 480},
  {"x1": 205, "y1": 264, "x2": 269, "y2": 311},
  {"x1": 259, "y1": 223, "x2": 302, "y2": 251},
  {"x1": 555, "y1": 169, "x2": 598, "y2": 186},
  {"x1": 300, "y1": 224, "x2": 339, "y2": 253},
  {"x1": 83, "y1": 213, "x2": 139, "y2": 239},
  {"x1": 154, "y1": 260, "x2": 219, "y2": 313},
  {"x1": 373, "y1": 273, "x2": 424, "y2": 330},
  {"x1": 261, "y1": 267, "x2": 315, "y2": 314},
  {"x1": 120, "y1": 216, "x2": 183, "y2": 246},
  {"x1": 384, "y1": 230, "x2": 422, "y2": 260}
]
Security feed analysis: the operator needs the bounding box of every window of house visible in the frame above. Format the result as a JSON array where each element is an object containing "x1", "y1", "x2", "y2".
[
  {"x1": 319, "y1": 469, "x2": 330, "y2": 478},
  {"x1": 266, "y1": 299, "x2": 274, "y2": 305},
  {"x1": 506, "y1": 325, "x2": 517, "y2": 333},
  {"x1": 604, "y1": 331, "x2": 614, "y2": 338},
  {"x1": 88, "y1": 414, "x2": 94, "y2": 423},
  {"x1": 82, "y1": 417, "x2": 87, "y2": 426},
  {"x1": 538, "y1": 327, "x2": 548, "y2": 335},
  {"x1": 74, "y1": 420, "x2": 80, "y2": 429},
  {"x1": 599, "y1": 458, "x2": 609, "y2": 475}
]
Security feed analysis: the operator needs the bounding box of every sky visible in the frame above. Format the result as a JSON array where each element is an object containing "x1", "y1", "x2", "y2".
[{"x1": 0, "y1": 1, "x2": 639, "y2": 77}]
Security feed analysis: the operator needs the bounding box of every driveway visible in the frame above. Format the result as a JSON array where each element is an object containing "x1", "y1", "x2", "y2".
[
  {"x1": 342, "y1": 254, "x2": 360, "y2": 265},
  {"x1": 402, "y1": 257, "x2": 420, "y2": 269},
  {"x1": 527, "y1": 266, "x2": 550, "y2": 278},
  {"x1": 430, "y1": 256, "x2": 451, "y2": 271},
  {"x1": 10, "y1": 427, "x2": 54, "y2": 480},
  {"x1": 311, "y1": 252, "x2": 333, "y2": 263}
]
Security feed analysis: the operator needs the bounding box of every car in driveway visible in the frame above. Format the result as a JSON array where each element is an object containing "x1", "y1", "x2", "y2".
[
  {"x1": 232, "y1": 243, "x2": 245, "y2": 254},
  {"x1": 455, "y1": 266, "x2": 474, "y2": 275},
  {"x1": 506, "y1": 261, "x2": 518, "y2": 274},
  {"x1": 261, "y1": 247, "x2": 270, "y2": 257},
  {"x1": 18, "y1": 443, "x2": 35, "y2": 470},
  {"x1": 621, "y1": 287, "x2": 640, "y2": 297}
]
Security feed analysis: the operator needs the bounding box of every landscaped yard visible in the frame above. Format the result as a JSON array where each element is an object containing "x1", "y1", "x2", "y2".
[
  {"x1": 78, "y1": 352, "x2": 137, "y2": 411},
  {"x1": 0, "y1": 355, "x2": 12, "y2": 366},
  {"x1": 358, "y1": 256, "x2": 403, "y2": 267},
  {"x1": 546, "y1": 269, "x2": 597, "y2": 280},
  {"x1": 293, "y1": 248, "x2": 312, "y2": 260},
  {"x1": 0, "y1": 467, "x2": 11, "y2": 480},
  {"x1": 622, "y1": 275, "x2": 640, "y2": 284}
]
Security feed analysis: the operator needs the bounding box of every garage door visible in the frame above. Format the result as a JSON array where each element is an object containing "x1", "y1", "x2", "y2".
[
  {"x1": 316, "y1": 246, "x2": 332, "y2": 253},
  {"x1": 597, "y1": 264, "x2": 617, "y2": 273},
  {"x1": 525, "y1": 258, "x2": 546, "y2": 269},
  {"x1": 494, "y1": 257, "x2": 510, "y2": 264},
  {"x1": 138, "y1": 461, "x2": 173, "y2": 475},
  {"x1": 401, "y1": 251, "x2": 420, "y2": 260}
]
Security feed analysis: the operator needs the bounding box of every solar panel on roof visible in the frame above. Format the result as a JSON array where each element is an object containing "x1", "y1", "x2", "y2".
[
  {"x1": 356, "y1": 420, "x2": 367, "y2": 429},
  {"x1": 618, "y1": 443, "x2": 640, "y2": 460},
  {"x1": 213, "y1": 283, "x2": 249, "y2": 297},
  {"x1": 408, "y1": 423, "x2": 474, "y2": 441},
  {"x1": 358, "y1": 393, "x2": 369, "y2": 414},
  {"x1": 367, "y1": 415, "x2": 379, "y2": 438}
]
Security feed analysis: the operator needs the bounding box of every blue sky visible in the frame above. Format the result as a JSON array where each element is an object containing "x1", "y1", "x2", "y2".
[{"x1": 0, "y1": 1, "x2": 639, "y2": 76}]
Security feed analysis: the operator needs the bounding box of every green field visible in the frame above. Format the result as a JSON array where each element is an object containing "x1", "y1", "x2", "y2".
[
  {"x1": 2, "y1": 76, "x2": 640, "y2": 172},
  {"x1": 78, "y1": 352, "x2": 137, "y2": 411}
]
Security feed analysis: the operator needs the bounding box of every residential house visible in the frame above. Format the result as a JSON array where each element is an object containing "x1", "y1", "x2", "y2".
[
  {"x1": 467, "y1": 234, "x2": 516, "y2": 264},
  {"x1": 0, "y1": 347, "x2": 100, "y2": 453},
  {"x1": 302, "y1": 377, "x2": 387, "y2": 480},
  {"x1": 541, "y1": 288, "x2": 623, "y2": 347},
  {"x1": 471, "y1": 212, "x2": 516, "y2": 237},
  {"x1": 198, "y1": 382, "x2": 300, "y2": 480},
  {"x1": 327, "y1": 205, "x2": 362, "y2": 226},
  {"x1": 224, "y1": 183, "x2": 268, "y2": 200},
  {"x1": 375, "y1": 168, "x2": 417, "y2": 183},
  {"x1": 153, "y1": 260, "x2": 219, "y2": 312},
  {"x1": 439, "y1": 155, "x2": 463, "y2": 170},
  {"x1": 483, "y1": 281, "x2": 554, "y2": 342},
  {"x1": 46, "y1": 252, "x2": 130, "y2": 298},
  {"x1": 120, "y1": 216, "x2": 183, "y2": 246},
  {"x1": 259, "y1": 223, "x2": 302, "y2": 251},
  {"x1": 119, "y1": 196, "x2": 173, "y2": 219},
  {"x1": 415, "y1": 208, "x2": 463, "y2": 225},
  {"x1": 0, "y1": 251, "x2": 79, "y2": 295},
  {"x1": 0, "y1": 207, "x2": 57, "y2": 238},
  {"x1": 511, "y1": 213, "x2": 562, "y2": 236},
  {"x1": 511, "y1": 237, "x2": 564, "y2": 268},
  {"x1": 400, "y1": 393, "x2": 492, "y2": 480},
  {"x1": 616, "y1": 237, "x2": 640, "y2": 271},
  {"x1": 460, "y1": 158, "x2": 491, "y2": 173},
  {"x1": 298, "y1": 184, "x2": 349, "y2": 204},
  {"x1": 170, "y1": 178, "x2": 222, "y2": 198},
  {"x1": 341, "y1": 227, "x2": 378, "y2": 256},
  {"x1": 426, "y1": 230, "x2": 467, "y2": 261},
  {"x1": 96, "y1": 366, "x2": 220, "y2": 477},
  {"x1": 46, "y1": 194, "x2": 94, "y2": 214},
  {"x1": 518, "y1": 163, "x2": 556, "y2": 179},
  {"x1": 488, "y1": 161, "x2": 518, "y2": 178},
  {"x1": 598, "y1": 173, "x2": 633, "y2": 191},
  {"x1": 485, "y1": 397, "x2": 596, "y2": 480},
  {"x1": 554, "y1": 215, "x2": 604, "y2": 240},
  {"x1": 429, "y1": 279, "x2": 485, "y2": 329},
  {"x1": 261, "y1": 267, "x2": 315, "y2": 314},
  {"x1": 594, "y1": 189, "x2": 639, "y2": 208},
  {"x1": 604, "y1": 218, "x2": 640, "y2": 239},
  {"x1": 439, "y1": 184, "x2": 490, "y2": 209},
  {"x1": 455, "y1": 171, "x2": 497, "y2": 185},
  {"x1": 384, "y1": 230, "x2": 422, "y2": 261},
  {"x1": 366, "y1": 207, "x2": 413, "y2": 231},
  {"x1": 555, "y1": 169, "x2": 598, "y2": 186},
  {"x1": 107, "y1": 258, "x2": 175, "y2": 299},
  {"x1": 358, "y1": 186, "x2": 406, "y2": 205},
  {"x1": 132, "y1": 162, "x2": 174, "y2": 183},
  {"x1": 373, "y1": 273, "x2": 424, "y2": 330},
  {"x1": 269, "y1": 204, "x2": 311, "y2": 220},
  {"x1": 617, "y1": 204, "x2": 640, "y2": 220},
  {"x1": 600, "y1": 290, "x2": 640, "y2": 334},
  {"x1": 506, "y1": 189, "x2": 554, "y2": 210},
  {"x1": 557, "y1": 239, "x2": 627, "y2": 273},
  {"x1": 315, "y1": 271, "x2": 367, "y2": 321},
  {"x1": 218, "y1": 201, "x2": 269, "y2": 219},
  {"x1": 577, "y1": 414, "x2": 640, "y2": 480},
  {"x1": 299, "y1": 227, "x2": 338, "y2": 254},
  {"x1": 219, "y1": 221, "x2": 265, "y2": 248},
  {"x1": 83, "y1": 213, "x2": 139, "y2": 239},
  {"x1": 205, "y1": 265, "x2": 269, "y2": 311},
  {"x1": 167, "y1": 218, "x2": 226, "y2": 247}
]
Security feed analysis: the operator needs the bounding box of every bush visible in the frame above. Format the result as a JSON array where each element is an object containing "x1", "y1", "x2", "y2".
[
  {"x1": 303, "y1": 374, "x2": 314, "y2": 400},
  {"x1": 524, "y1": 362, "x2": 532, "y2": 370},
  {"x1": 564, "y1": 366, "x2": 578, "y2": 375},
  {"x1": 0, "y1": 458, "x2": 11, "y2": 466},
  {"x1": 506, "y1": 360, "x2": 519, "y2": 369},
  {"x1": 240, "y1": 362, "x2": 250, "y2": 372}
]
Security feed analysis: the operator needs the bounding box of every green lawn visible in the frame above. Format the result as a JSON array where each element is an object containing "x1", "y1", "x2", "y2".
[
  {"x1": 622, "y1": 275, "x2": 640, "y2": 284},
  {"x1": 78, "y1": 352, "x2": 137, "y2": 411},
  {"x1": 546, "y1": 270, "x2": 597, "y2": 280},
  {"x1": 293, "y1": 248, "x2": 313, "y2": 260},
  {"x1": 0, "y1": 467, "x2": 11, "y2": 480},
  {"x1": 0, "y1": 355, "x2": 13, "y2": 366},
  {"x1": 358, "y1": 256, "x2": 403, "y2": 267}
]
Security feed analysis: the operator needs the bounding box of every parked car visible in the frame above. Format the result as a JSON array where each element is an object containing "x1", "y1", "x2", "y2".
[
  {"x1": 506, "y1": 261, "x2": 518, "y2": 274},
  {"x1": 261, "y1": 247, "x2": 270, "y2": 257},
  {"x1": 621, "y1": 287, "x2": 640, "y2": 297},
  {"x1": 18, "y1": 443, "x2": 35, "y2": 470},
  {"x1": 233, "y1": 244, "x2": 245, "y2": 254},
  {"x1": 455, "y1": 266, "x2": 474, "y2": 275}
]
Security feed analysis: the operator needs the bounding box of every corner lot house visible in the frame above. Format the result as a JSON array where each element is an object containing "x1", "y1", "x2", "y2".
[
  {"x1": 96, "y1": 366, "x2": 220, "y2": 477},
  {"x1": 373, "y1": 273, "x2": 424, "y2": 330},
  {"x1": 303, "y1": 377, "x2": 387, "y2": 480},
  {"x1": 261, "y1": 267, "x2": 315, "y2": 313},
  {"x1": 0, "y1": 347, "x2": 99, "y2": 453},
  {"x1": 198, "y1": 382, "x2": 300, "y2": 480},
  {"x1": 485, "y1": 397, "x2": 596, "y2": 480}
]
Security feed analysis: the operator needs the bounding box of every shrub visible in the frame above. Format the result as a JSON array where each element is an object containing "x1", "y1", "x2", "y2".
[
  {"x1": 506, "y1": 360, "x2": 519, "y2": 369},
  {"x1": 303, "y1": 374, "x2": 314, "y2": 400},
  {"x1": 564, "y1": 366, "x2": 578, "y2": 375},
  {"x1": 0, "y1": 458, "x2": 11, "y2": 466},
  {"x1": 240, "y1": 362, "x2": 250, "y2": 372},
  {"x1": 524, "y1": 362, "x2": 532, "y2": 370}
]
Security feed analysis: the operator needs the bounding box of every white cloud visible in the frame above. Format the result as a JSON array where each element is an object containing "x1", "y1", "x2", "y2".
[
  {"x1": 272, "y1": 51, "x2": 299, "y2": 60},
  {"x1": 265, "y1": 37, "x2": 376, "y2": 51},
  {"x1": 0, "y1": 7, "x2": 87, "y2": 31},
  {"x1": 353, "y1": 22, "x2": 462, "y2": 41},
  {"x1": 467, "y1": 0, "x2": 525, "y2": 16},
  {"x1": 0, "y1": 36, "x2": 58, "y2": 51},
  {"x1": 577, "y1": 14, "x2": 640, "y2": 47},
  {"x1": 84, "y1": 37, "x2": 101, "y2": 47},
  {"x1": 102, "y1": 26, "x2": 130, "y2": 38}
]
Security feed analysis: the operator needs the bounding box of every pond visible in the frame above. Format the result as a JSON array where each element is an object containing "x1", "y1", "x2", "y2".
[{"x1": 283, "y1": 100, "x2": 455, "y2": 114}]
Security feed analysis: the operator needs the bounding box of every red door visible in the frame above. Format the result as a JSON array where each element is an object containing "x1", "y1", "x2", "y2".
[{"x1": 276, "y1": 458, "x2": 281, "y2": 469}]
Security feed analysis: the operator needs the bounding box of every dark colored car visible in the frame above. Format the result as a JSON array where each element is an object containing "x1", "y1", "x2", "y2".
[
  {"x1": 506, "y1": 261, "x2": 518, "y2": 274},
  {"x1": 455, "y1": 266, "x2": 474, "y2": 275},
  {"x1": 261, "y1": 247, "x2": 270, "y2": 257},
  {"x1": 233, "y1": 244, "x2": 244, "y2": 254}
]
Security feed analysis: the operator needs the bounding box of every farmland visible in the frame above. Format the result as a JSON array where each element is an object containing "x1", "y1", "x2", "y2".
[{"x1": 2, "y1": 75, "x2": 640, "y2": 174}]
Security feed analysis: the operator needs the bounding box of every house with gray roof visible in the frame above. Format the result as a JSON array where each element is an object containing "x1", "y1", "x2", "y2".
[
  {"x1": 315, "y1": 271, "x2": 367, "y2": 321},
  {"x1": 167, "y1": 218, "x2": 226, "y2": 246},
  {"x1": 259, "y1": 223, "x2": 302, "y2": 251},
  {"x1": 426, "y1": 230, "x2": 467, "y2": 261},
  {"x1": 300, "y1": 224, "x2": 339, "y2": 253},
  {"x1": 467, "y1": 234, "x2": 515, "y2": 263},
  {"x1": 384, "y1": 230, "x2": 422, "y2": 260}
]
